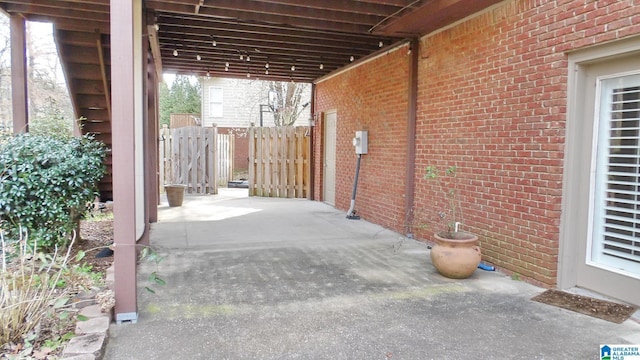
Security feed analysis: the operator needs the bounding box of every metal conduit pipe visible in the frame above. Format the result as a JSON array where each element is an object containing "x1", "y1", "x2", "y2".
[{"x1": 346, "y1": 153, "x2": 362, "y2": 219}]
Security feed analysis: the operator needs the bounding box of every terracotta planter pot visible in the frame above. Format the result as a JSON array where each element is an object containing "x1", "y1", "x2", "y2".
[
  {"x1": 165, "y1": 185, "x2": 186, "y2": 207},
  {"x1": 430, "y1": 231, "x2": 481, "y2": 279}
]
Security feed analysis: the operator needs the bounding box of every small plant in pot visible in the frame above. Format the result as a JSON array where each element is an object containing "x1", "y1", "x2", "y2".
[{"x1": 424, "y1": 165, "x2": 481, "y2": 279}]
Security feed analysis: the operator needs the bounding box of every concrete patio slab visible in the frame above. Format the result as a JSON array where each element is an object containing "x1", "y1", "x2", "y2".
[{"x1": 103, "y1": 189, "x2": 640, "y2": 359}]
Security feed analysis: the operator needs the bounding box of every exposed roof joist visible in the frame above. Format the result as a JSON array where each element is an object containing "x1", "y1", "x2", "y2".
[{"x1": 0, "y1": 0, "x2": 503, "y2": 82}]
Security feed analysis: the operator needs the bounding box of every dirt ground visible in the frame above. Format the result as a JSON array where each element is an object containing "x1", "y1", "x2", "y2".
[
  {"x1": 77, "y1": 219, "x2": 114, "y2": 273},
  {"x1": 1, "y1": 218, "x2": 115, "y2": 359},
  {"x1": 532, "y1": 289, "x2": 636, "y2": 324}
]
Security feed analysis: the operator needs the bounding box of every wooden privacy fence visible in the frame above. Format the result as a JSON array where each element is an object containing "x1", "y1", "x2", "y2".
[
  {"x1": 249, "y1": 126, "x2": 310, "y2": 198},
  {"x1": 170, "y1": 113, "x2": 200, "y2": 128},
  {"x1": 159, "y1": 125, "x2": 234, "y2": 194},
  {"x1": 217, "y1": 134, "x2": 234, "y2": 186}
]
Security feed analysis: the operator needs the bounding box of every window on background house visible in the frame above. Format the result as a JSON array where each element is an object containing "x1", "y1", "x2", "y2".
[{"x1": 210, "y1": 86, "x2": 223, "y2": 118}]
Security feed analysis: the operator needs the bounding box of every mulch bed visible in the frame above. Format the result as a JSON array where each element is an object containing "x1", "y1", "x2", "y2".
[
  {"x1": 531, "y1": 289, "x2": 636, "y2": 324},
  {"x1": 77, "y1": 219, "x2": 114, "y2": 273}
]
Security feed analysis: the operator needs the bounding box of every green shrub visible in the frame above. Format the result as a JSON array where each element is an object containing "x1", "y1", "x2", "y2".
[{"x1": 0, "y1": 134, "x2": 106, "y2": 249}]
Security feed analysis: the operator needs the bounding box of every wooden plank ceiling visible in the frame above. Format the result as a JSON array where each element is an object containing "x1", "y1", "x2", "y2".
[{"x1": 0, "y1": 0, "x2": 503, "y2": 83}]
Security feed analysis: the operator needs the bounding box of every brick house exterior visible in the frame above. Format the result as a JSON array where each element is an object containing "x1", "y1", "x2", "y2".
[{"x1": 313, "y1": 0, "x2": 640, "y2": 305}]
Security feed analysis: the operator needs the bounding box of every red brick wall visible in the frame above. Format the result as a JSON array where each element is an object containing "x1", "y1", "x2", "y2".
[
  {"x1": 414, "y1": 0, "x2": 640, "y2": 287},
  {"x1": 217, "y1": 127, "x2": 250, "y2": 175},
  {"x1": 314, "y1": 49, "x2": 411, "y2": 231},
  {"x1": 314, "y1": 0, "x2": 640, "y2": 287}
]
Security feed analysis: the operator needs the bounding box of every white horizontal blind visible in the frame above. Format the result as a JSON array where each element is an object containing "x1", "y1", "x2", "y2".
[{"x1": 591, "y1": 73, "x2": 640, "y2": 276}]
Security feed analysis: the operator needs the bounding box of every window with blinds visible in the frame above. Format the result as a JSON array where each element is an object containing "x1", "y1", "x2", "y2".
[{"x1": 591, "y1": 73, "x2": 640, "y2": 277}]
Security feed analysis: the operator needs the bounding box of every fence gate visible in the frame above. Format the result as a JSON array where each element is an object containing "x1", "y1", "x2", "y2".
[
  {"x1": 249, "y1": 126, "x2": 310, "y2": 198},
  {"x1": 217, "y1": 134, "x2": 234, "y2": 186},
  {"x1": 160, "y1": 125, "x2": 233, "y2": 195}
]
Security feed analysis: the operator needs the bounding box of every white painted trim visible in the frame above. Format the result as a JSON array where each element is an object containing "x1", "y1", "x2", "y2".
[
  {"x1": 585, "y1": 261, "x2": 640, "y2": 281},
  {"x1": 566, "y1": 35, "x2": 640, "y2": 63},
  {"x1": 559, "y1": 36, "x2": 640, "y2": 291},
  {"x1": 585, "y1": 74, "x2": 604, "y2": 267},
  {"x1": 134, "y1": 0, "x2": 144, "y2": 240}
]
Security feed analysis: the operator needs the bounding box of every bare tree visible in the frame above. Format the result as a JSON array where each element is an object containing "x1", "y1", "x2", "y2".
[
  {"x1": 0, "y1": 16, "x2": 74, "y2": 133},
  {"x1": 268, "y1": 81, "x2": 310, "y2": 126},
  {"x1": 0, "y1": 15, "x2": 11, "y2": 132},
  {"x1": 26, "y1": 21, "x2": 74, "y2": 128}
]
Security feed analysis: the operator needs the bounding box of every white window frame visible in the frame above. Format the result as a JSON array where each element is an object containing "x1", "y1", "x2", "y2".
[
  {"x1": 209, "y1": 86, "x2": 223, "y2": 118},
  {"x1": 558, "y1": 35, "x2": 640, "y2": 295},
  {"x1": 587, "y1": 71, "x2": 640, "y2": 279}
]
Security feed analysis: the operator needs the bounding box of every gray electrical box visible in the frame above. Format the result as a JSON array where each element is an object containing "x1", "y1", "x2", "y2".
[{"x1": 353, "y1": 131, "x2": 368, "y2": 154}]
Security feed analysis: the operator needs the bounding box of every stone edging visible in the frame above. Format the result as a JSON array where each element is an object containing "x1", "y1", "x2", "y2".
[{"x1": 59, "y1": 265, "x2": 114, "y2": 360}]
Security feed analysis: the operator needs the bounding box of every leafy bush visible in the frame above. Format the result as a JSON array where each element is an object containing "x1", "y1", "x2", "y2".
[{"x1": 0, "y1": 134, "x2": 106, "y2": 248}]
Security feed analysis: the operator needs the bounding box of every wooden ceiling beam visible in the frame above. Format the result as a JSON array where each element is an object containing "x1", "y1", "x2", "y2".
[
  {"x1": 147, "y1": 1, "x2": 373, "y2": 34},
  {"x1": 372, "y1": 0, "x2": 502, "y2": 36},
  {"x1": 163, "y1": 47, "x2": 351, "y2": 64},
  {"x1": 161, "y1": 50, "x2": 346, "y2": 69},
  {"x1": 162, "y1": 47, "x2": 345, "y2": 62},
  {"x1": 164, "y1": 57, "x2": 338, "y2": 72},
  {"x1": 3, "y1": 3, "x2": 109, "y2": 22},
  {"x1": 0, "y1": 0, "x2": 108, "y2": 9},
  {"x1": 147, "y1": 24, "x2": 164, "y2": 81},
  {"x1": 251, "y1": 0, "x2": 400, "y2": 17},
  {"x1": 159, "y1": 28, "x2": 378, "y2": 54},
  {"x1": 95, "y1": 32, "x2": 111, "y2": 121},
  {"x1": 26, "y1": 0, "x2": 108, "y2": 5},
  {"x1": 0, "y1": 0, "x2": 498, "y2": 84},
  {"x1": 159, "y1": 27, "x2": 380, "y2": 54},
  {"x1": 164, "y1": 61, "x2": 327, "y2": 76},
  {"x1": 53, "y1": 19, "x2": 110, "y2": 33},
  {"x1": 196, "y1": 0, "x2": 383, "y2": 25},
  {"x1": 3, "y1": 0, "x2": 108, "y2": 14},
  {"x1": 56, "y1": 30, "x2": 110, "y2": 47},
  {"x1": 157, "y1": 14, "x2": 396, "y2": 44},
  {"x1": 357, "y1": 0, "x2": 417, "y2": 6},
  {"x1": 163, "y1": 64, "x2": 318, "y2": 82}
]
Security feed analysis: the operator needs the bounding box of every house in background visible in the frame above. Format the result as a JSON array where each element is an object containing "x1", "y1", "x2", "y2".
[{"x1": 200, "y1": 77, "x2": 311, "y2": 174}]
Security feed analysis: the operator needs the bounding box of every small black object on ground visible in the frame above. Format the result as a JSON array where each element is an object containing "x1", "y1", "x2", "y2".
[
  {"x1": 228, "y1": 179, "x2": 249, "y2": 188},
  {"x1": 96, "y1": 247, "x2": 114, "y2": 258}
]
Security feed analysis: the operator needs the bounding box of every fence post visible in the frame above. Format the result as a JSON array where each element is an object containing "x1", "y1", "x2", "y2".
[
  {"x1": 159, "y1": 124, "x2": 168, "y2": 192},
  {"x1": 212, "y1": 124, "x2": 219, "y2": 195},
  {"x1": 304, "y1": 126, "x2": 311, "y2": 199},
  {"x1": 248, "y1": 124, "x2": 256, "y2": 196}
]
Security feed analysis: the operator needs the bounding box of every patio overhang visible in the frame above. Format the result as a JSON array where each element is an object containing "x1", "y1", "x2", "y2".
[
  {"x1": 0, "y1": 0, "x2": 504, "y2": 83},
  {"x1": 0, "y1": 0, "x2": 505, "y2": 323}
]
